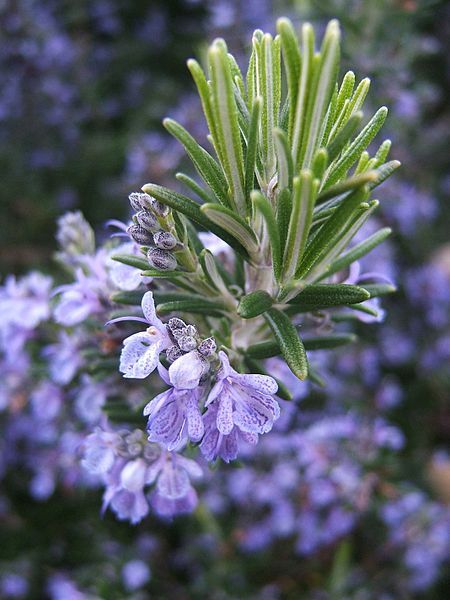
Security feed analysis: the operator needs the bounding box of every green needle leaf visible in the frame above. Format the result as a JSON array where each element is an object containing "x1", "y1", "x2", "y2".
[
  {"x1": 277, "y1": 17, "x2": 301, "y2": 138},
  {"x1": 164, "y1": 118, "x2": 230, "y2": 206},
  {"x1": 110, "y1": 290, "x2": 144, "y2": 305},
  {"x1": 251, "y1": 190, "x2": 282, "y2": 281},
  {"x1": 361, "y1": 283, "x2": 397, "y2": 297},
  {"x1": 237, "y1": 290, "x2": 273, "y2": 319},
  {"x1": 264, "y1": 307, "x2": 309, "y2": 380},
  {"x1": 283, "y1": 171, "x2": 316, "y2": 280},
  {"x1": 200, "y1": 203, "x2": 259, "y2": 254},
  {"x1": 156, "y1": 298, "x2": 228, "y2": 317},
  {"x1": 246, "y1": 332, "x2": 356, "y2": 358},
  {"x1": 316, "y1": 170, "x2": 377, "y2": 203},
  {"x1": 111, "y1": 254, "x2": 149, "y2": 271},
  {"x1": 287, "y1": 283, "x2": 370, "y2": 311},
  {"x1": 274, "y1": 127, "x2": 294, "y2": 190},
  {"x1": 245, "y1": 97, "x2": 262, "y2": 201},
  {"x1": 209, "y1": 40, "x2": 246, "y2": 214},
  {"x1": 296, "y1": 185, "x2": 369, "y2": 279},
  {"x1": 322, "y1": 227, "x2": 392, "y2": 278},
  {"x1": 325, "y1": 107, "x2": 388, "y2": 188}
]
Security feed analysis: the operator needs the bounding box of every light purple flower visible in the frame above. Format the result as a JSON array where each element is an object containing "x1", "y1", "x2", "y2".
[
  {"x1": 81, "y1": 428, "x2": 122, "y2": 475},
  {"x1": 122, "y1": 560, "x2": 151, "y2": 591},
  {"x1": 53, "y1": 268, "x2": 104, "y2": 326},
  {"x1": 110, "y1": 291, "x2": 171, "y2": 379},
  {"x1": 144, "y1": 369, "x2": 204, "y2": 451},
  {"x1": 74, "y1": 375, "x2": 109, "y2": 424},
  {"x1": 147, "y1": 451, "x2": 202, "y2": 518},
  {"x1": 42, "y1": 331, "x2": 84, "y2": 385},
  {"x1": 200, "y1": 351, "x2": 279, "y2": 461}
]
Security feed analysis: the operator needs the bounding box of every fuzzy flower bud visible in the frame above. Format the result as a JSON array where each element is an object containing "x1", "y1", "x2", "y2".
[
  {"x1": 127, "y1": 224, "x2": 154, "y2": 245},
  {"x1": 135, "y1": 210, "x2": 159, "y2": 233},
  {"x1": 166, "y1": 345, "x2": 184, "y2": 363},
  {"x1": 128, "y1": 192, "x2": 152, "y2": 212},
  {"x1": 168, "y1": 317, "x2": 186, "y2": 333},
  {"x1": 153, "y1": 230, "x2": 178, "y2": 250},
  {"x1": 198, "y1": 337, "x2": 217, "y2": 357},
  {"x1": 177, "y1": 335, "x2": 198, "y2": 352},
  {"x1": 149, "y1": 197, "x2": 170, "y2": 217},
  {"x1": 147, "y1": 248, "x2": 177, "y2": 271}
]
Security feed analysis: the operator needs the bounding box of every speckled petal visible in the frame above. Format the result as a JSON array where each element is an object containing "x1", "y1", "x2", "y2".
[
  {"x1": 232, "y1": 387, "x2": 277, "y2": 434},
  {"x1": 236, "y1": 372, "x2": 278, "y2": 395},
  {"x1": 185, "y1": 395, "x2": 204, "y2": 442},
  {"x1": 147, "y1": 397, "x2": 184, "y2": 448},
  {"x1": 216, "y1": 389, "x2": 234, "y2": 435},
  {"x1": 120, "y1": 334, "x2": 161, "y2": 379},
  {"x1": 141, "y1": 291, "x2": 166, "y2": 334}
]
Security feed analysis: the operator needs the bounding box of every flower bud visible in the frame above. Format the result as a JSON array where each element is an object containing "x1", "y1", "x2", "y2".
[
  {"x1": 149, "y1": 198, "x2": 170, "y2": 217},
  {"x1": 127, "y1": 224, "x2": 154, "y2": 245},
  {"x1": 166, "y1": 345, "x2": 184, "y2": 363},
  {"x1": 128, "y1": 192, "x2": 152, "y2": 212},
  {"x1": 184, "y1": 324, "x2": 198, "y2": 337},
  {"x1": 168, "y1": 317, "x2": 186, "y2": 333},
  {"x1": 147, "y1": 247, "x2": 177, "y2": 271},
  {"x1": 135, "y1": 210, "x2": 159, "y2": 233},
  {"x1": 177, "y1": 335, "x2": 198, "y2": 352},
  {"x1": 153, "y1": 230, "x2": 177, "y2": 250},
  {"x1": 198, "y1": 337, "x2": 217, "y2": 357}
]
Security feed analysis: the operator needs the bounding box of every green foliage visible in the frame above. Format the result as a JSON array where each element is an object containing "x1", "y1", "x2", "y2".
[{"x1": 136, "y1": 17, "x2": 398, "y2": 381}]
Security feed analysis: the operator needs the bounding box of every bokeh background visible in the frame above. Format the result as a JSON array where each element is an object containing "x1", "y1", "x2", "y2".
[{"x1": 1, "y1": 0, "x2": 449, "y2": 598}]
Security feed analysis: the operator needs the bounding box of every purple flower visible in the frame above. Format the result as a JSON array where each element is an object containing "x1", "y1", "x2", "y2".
[
  {"x1": 122, "y1": 560, "x2": 151, "y2": 591},
  {"x1": 144, "y1": 367, "x2": 204, "y2": 450},
  {"x1": 200, "y1": 351, "x2": 279, "y2": 462},
  {"x1": 81, "y1": 428, "x2": 122, "y2": 475},
  {"x1": 42, "y1": 331, "x2": 84, "y2": 385},
  {"x1": 53, "y1": 268, "x2": 104, "y2": 326},
  {"x1": 110, "y1": 291, "x2": 171, "y2": 379},
  {"x1": 148, "y1": 451, "x2": 202, "y2": 518}
]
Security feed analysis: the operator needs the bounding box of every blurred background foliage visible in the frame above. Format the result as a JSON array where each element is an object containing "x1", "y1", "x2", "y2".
[{"x1": 0, "y1": 0, "x2": 449, "y2": 598}]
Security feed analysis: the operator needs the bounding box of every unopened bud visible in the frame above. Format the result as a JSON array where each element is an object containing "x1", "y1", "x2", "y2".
[
  {"x1": 128, "y1": 192, "x2": 152, "y2": 212},
  {"x1": 153, "y1": 230, "x2": 177, "y2": 250},
  {"x1": 128, "y1": 224, "x2": 154, "y2": 245},
  {"x1": 135, "y1": 210, "x2": 158, "y2": 232},
  {"x1": 177, "y1": 335, "x2": 198, "y2": 352},
  {"x1": 168, "y1": 317, "x2": 186, "y2": 332},
  {"x1": 147, "y1": 247, "x2": 177, "y2": 271},
  {"x1": 184, "y1": 324, "x2": 198, "y2": 337},
  {"x1": 198, "y1": 337, "x2": 217, "y2": 357},
  {"x1": 166, "y1": 345, "x2": 184, "y2": 363},
  {"x1": 150, "y1": 198, "x2": 170, "y2": 217}
]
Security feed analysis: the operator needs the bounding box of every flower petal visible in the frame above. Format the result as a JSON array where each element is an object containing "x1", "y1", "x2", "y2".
[
  {"x1": 147, "y1": 397, "x2": 185, "y2": 448},
  {"x1": 157, "y1": 460, "x2": 190, "y2": 500},
  {"x1": 120, "y1": 334, "x2": 161, "y2": 379},
  {"x1": 216, "y1": 389, "x2": 234, "y2": 435},
  {"x1": 235, "y1": 373, "x2": 278, "y2": 395},
  {"x1": 169, "y1": 351, "x2": 206, "y2": 390},
  {"x1": 185, "y1": 394, "x2": 204, "y2": 442},
  {"x1": 141, "y1": 291, "x2": 166, "y2": 334},
  {"x1": 232, "y1": 387, "x2": 279, "y2": 434}
]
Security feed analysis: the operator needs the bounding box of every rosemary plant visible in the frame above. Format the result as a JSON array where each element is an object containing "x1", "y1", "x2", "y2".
[
  {"x1": 101, "y1": 19, "x2": 399, "y2": 488},
  {"x1": 113, "y1": 17, "x2": 398, "y2": 390}
]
